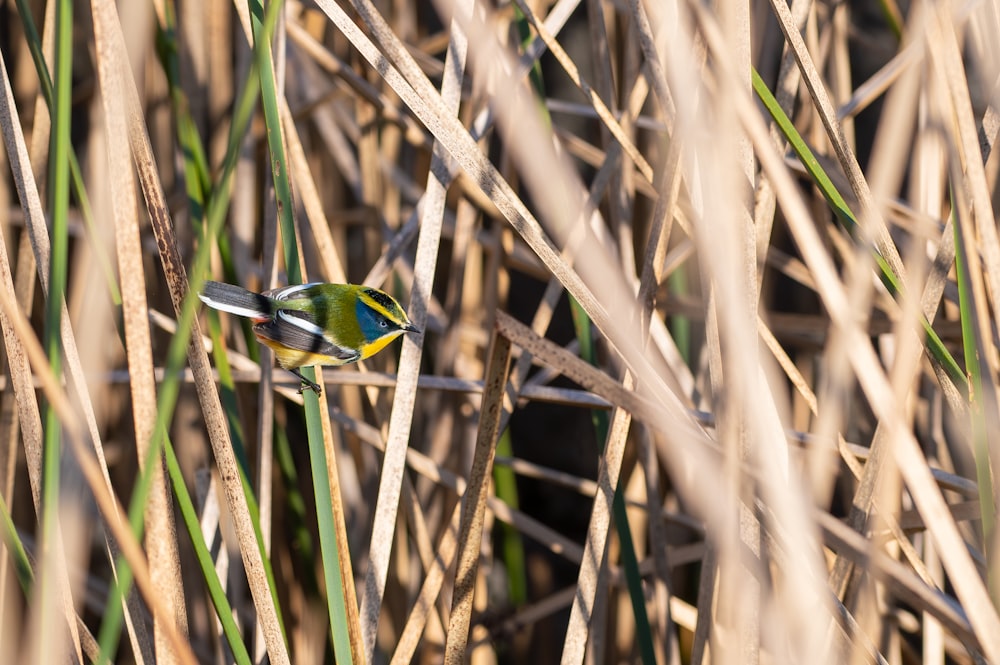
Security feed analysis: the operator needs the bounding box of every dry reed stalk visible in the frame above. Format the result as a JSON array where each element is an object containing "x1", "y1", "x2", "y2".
[
  {"x1": 359, "y1": 1, "x2": 471, "y2": 655},
  {"x1": 91, "y1": 3, "x2": 188, "y2": 661},
  {"x1": 87, "y1": 3, "x2": 291, "y2": 662},
  {"x1": 444, "y1": 332, "x2": 511, "y2": 663},
  {"x1": 5, "y1": 0, "x2": 1000, "y2": 661}
]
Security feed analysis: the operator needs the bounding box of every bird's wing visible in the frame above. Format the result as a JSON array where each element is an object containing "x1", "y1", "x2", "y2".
[
  {"x1": 253, "y1": 310, "x2": 359, "y2": 362},
  {"x1": 264, "y1": 282, "x2": 324, "y2": 301}
]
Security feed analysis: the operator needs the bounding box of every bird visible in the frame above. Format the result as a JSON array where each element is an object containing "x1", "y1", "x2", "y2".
[{"x1": 198, "y1": 280, "x2": 419, "y2": 394}]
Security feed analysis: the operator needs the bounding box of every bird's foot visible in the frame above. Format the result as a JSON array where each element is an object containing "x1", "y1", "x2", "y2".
[{"x1": 290, "y1": 368, "x2": 322, "y2": 395}]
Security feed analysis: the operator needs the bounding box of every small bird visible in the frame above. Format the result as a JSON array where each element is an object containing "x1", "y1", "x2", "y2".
[{"x1": 199, "y1": 281, "x2": 419, "y2": 394}]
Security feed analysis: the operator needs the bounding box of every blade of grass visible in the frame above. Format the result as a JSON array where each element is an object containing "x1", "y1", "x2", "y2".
[
  {"x1": 184, "y1": 15, "x2": 303, "y2": 649},
  {"x1": 162, "y1": 437, "x2": 253, "y2": 665},
  {"x1": 566, "y1": 296, "x2": 656, "y2": 665},
  {"x1": 94, "y1": 427, "x2": 175, "y2": 665},
  {"x1": 740, "y1": 67, "x2": 1000, "y2": 661},
  {"x1": 86, "y1": 0, "x2": 293, "y2": 659},
  {"x1": 952, "y1": 195, "x2": 999, "y2": 602},
  {"x1": 763, "y1": 0, "x2": 906, "y2": 281},
  {"x1": 492, "y1": 429, "x2": 527, "y2": 606},
  {"x1": 0, "y1": 225, "x2": 197, "y2": 665},
  {"x1": 0, "y1": 229, "x2": 35, "y2": 636},
  {"x1": 752, "y1": 69, "x2": 966, "y2": 392},
  {"x1": 316, "y1": 390, "x2": 366, "y2": 655},
  {"x1": 9, "y1": 1, "x2": 115, "y2": 475},
  {"x1": 65, "y1": 432, "x2": 198, "y2": 665},
  {"x1": 10, "y1": 3, "x2": 156, "y2": 658},
  {"x1": 248, "y1": 0, "x2": 360, "y2": 659},
  {"x1": 38, "y1": 0, "x2": 73, "y2": 661},
  {"x1": 926, "y1": 1, "x2": 1000, "y2": 604},
  {"x1": 249, "y1": 0, "x2": 298, "y2": 284},
  {"x1": 0, "y1": 493, "x2": 32, "y2": 595},
  {"x1": 301, "y1": 387, "x2": 356, "y2": 662},
  {"x1": 156, "y1": 0, "x2": 254, "y2": 477}
]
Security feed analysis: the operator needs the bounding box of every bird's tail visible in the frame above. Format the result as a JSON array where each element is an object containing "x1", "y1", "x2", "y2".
[{"x1": 199, "y1": 281, "x2": 274, "y2": 319}]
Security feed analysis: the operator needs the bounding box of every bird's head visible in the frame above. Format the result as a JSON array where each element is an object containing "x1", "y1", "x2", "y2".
[{"x1": 355, "y1": 287, "x2": 419, "y2": 353}]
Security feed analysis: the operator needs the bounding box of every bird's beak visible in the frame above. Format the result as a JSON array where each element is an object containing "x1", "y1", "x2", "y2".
[{"x1": 403, "y1": 322, "x2": 421, "y2": 334}]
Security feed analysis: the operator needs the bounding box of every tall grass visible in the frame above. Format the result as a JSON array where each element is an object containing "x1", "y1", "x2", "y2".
[{"x1": 0, "y1": 0, "x2": 998, "y2": 663}]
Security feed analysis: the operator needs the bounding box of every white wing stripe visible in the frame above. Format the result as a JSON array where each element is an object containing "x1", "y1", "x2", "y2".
[
  {"x1": 198, "y1": 293, "x2": 268, "y2": 319},
  {"x1": 271, "y1": 282, "x2": 321, "y2": 301},
  {"x1": 277, "y1": 310, "x2": 328, "y2": 336}
]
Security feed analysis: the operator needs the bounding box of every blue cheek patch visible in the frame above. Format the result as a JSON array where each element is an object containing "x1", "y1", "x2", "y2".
[{"x1": 356, "y1": 299, "x2": 386, "y2": 341}]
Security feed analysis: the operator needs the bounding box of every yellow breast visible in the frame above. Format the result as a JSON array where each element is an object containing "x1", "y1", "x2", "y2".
[{"x1": 256, "y1": 335, "x2": 356, "y2": 370}]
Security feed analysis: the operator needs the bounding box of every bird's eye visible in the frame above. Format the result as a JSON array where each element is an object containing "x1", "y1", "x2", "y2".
[{"x1": 379, "y1": 318, "x2": 389, "y2": 328}]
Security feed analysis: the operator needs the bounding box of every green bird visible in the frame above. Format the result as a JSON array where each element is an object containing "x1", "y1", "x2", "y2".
[{"x1": 199, "y1": 281, "x2": 419, "y2": 393}]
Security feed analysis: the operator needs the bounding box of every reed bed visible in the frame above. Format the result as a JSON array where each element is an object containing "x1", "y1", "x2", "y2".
[{"x1": 0, "y1": 0, "x2": 998, "y2": 663}]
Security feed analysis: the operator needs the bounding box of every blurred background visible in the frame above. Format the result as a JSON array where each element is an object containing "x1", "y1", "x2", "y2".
[{"x1": 1, "y1": 0, "x2": 999, "y2": 663}]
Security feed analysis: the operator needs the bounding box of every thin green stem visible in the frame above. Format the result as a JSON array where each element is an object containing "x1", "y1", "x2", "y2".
[
  {"x1": 953, "y1": 215, "x2": 998, "y2": 605},
  {"x1": 0, "y1": 494, "x2": 34, "y2": 596},
  {"x1": 164, "y1": 436, "x2": 254, "y2": 665},
  {"x1": 248, "y1": 0, "x2": 355, "y2": 658},
  {"x1": 752, "y1": 68, "x2": 966, "y2": 393},
  {"x1": 493, "y1": 429, "x2": 527, "y2": 607},
  {"x1": 570, "y1": 298, "x2": 657, "y2": 665},
  {"x1": 39, "y1": 1, "x2": 73, "y2": 660}
]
